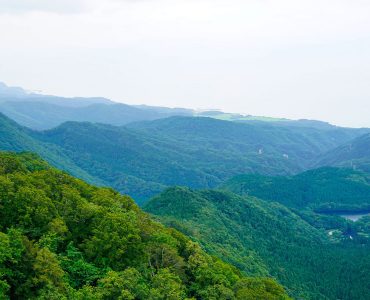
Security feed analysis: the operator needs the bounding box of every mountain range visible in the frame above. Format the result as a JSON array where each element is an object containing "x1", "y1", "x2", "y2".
[
  {"x1": 1, "y1": 81, "x2": 370, "y2": 299},
  {"x1": 1, "y1": 110, "x2": 369, "y2": 203}
]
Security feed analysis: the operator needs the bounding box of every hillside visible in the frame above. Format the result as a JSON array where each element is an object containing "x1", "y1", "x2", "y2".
[
  {"x1": 35, "y1": 116, "x2": 366, "y2": 202},
  {"x1": 128, "y1": 116, "x2": 364, "y2": 172},
  {"x1": 1, "y1": 112, "x2": 368, "y2": 203},
  {"x1": 316, "y1": 133, "x2": 370, "y2": 173},
  {"x1": 0, "y1": 151, "x2": 290, "y2": 299},
  {"x1": 144, "y1": 187, "x2": 370, "y2": 300},
  {"x1": 221, "y1": 167, "x2": 370, "y2": 211},
  {"x1": 0, "y1": 113, "x2": 101, "y2": 185}
]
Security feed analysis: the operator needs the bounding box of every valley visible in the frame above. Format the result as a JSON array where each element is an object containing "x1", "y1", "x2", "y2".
[{"x1": 1, "y1": 83, "x2": 370, "y2": 299}]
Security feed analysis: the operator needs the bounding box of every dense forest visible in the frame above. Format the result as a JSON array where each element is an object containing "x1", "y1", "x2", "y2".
[
  {"x1": 1, "y1": 111, "x2": 367, "y2": 203},
  {"x1": 0, "y1": 151, "x2": 290, "y2": 299},
  {"x1": 221, "y1": 167, "x2": 370, "y2": 210},
  {"x1": 145, "y1": 187, "x2": 370, "y2": 299},
  {"x1": 316, "y1": 133, "x2": 370, "y2": 173}
]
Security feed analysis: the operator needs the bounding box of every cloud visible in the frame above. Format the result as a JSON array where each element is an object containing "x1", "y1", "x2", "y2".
[{"x1": 0, "y1": 0, "x2": 88, "y2": 14}]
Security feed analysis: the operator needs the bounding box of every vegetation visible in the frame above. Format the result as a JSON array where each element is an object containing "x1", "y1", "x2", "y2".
[
  {"x1": 145, "y1": 187, "x2": 370, "y2": 300},
  {"x1": 33, "y1": 115, "x2": 366, "y2": 202},
  {"x1": 221, "y1": 167, "x2": 370, "y2": 211},
  {"x1": 316, "y1": 133, "x2": 370, "y2": 173},
  {"x1": 1, "y1": 110, "x2": 368, "y2": 203},
  {"x1": 0, "y1": 151, "x2": 290, "y2": 299}
]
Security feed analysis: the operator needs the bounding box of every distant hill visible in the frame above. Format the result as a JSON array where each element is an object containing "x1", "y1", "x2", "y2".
[
  {"x1": 0, "y1": 101, "x2": 187, "y2": 130},
  {"x1": 0, "y1": 112, "x2": 101, "y2": 184},
  {"x1": 35, "y1": 116, "x2": 367, "y2": 202},
  {"x1": 0, "y1": 82, "x2": 192, "y2": 129},
  {"x1": 144, "y1": 187, "x2": 370, "y2": 299},
  {"x1": 316, "y1": 133, "x2": 370, "y2": 173},
  {"x1": 2, "y1": 82, "x2": 368, "y2": 133},
  {"x1": 1, "y1": 112, "x2": 368, "y2": 203},
  {"x1": 128, "y1": 116, "x2": 365, "y2": 171},
  {"x1": 221, "y1": 167, "x2": 370, "y2": 211}
]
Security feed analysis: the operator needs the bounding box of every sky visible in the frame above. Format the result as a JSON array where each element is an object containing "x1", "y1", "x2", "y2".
[{"x1": 0, "y1": 0, "x2": 370, "y2": 127}]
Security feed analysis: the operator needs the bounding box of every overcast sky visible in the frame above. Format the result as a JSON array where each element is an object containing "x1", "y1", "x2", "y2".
[{"x1": 0, "y1": 0, "x2": 370, "y2": 127}]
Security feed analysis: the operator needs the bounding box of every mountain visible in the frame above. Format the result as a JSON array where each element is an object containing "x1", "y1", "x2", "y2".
[
  {"x1": 221, "y1": 167, "x2": 370, "y2": 211},
  {"x1": 2, "y1": 82, "x2": 369, "y2": 133},
  {"x1": 0, "y1": 113, "x2": 101, "y2": 184},
  {"x1": 0, "y1": 101, "x2": 184, "y2": 130},
  {"x1": 316, "y1": 133, "x2": 370, "y2": 173},
  {"x1": 1, "y1": 111, "x2": 368, "y2": 203},
  {"x1": 0, "y1": 151, "x2": 292, "y2": 299},
  {"x1": 34, "y1": 116, "x2": 367, "y2": 202},
  {"x1": 144, "y1": 187, "x2": 370, "y2": 300},
  {"x1": 0, "y1": 82, "x2": 28, "y2": 97},
  {"x1": 0, "y1": 82, "x2": 192, "y2": 130},
  {"x1": 127, "y1": 116, "x2": 366, "y2": 171}
]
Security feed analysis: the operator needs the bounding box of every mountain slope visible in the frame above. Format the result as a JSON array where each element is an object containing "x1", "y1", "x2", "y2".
[
  {"x1": 1, "y1": 112, "x2": 368, "y2": 203},
  {"x1": 0, "y1": 113, "x2": 101, "y2": 184},
  {"x1": 221, "y1": 167, "x2": 370, "y2": 211},
  {"x1": 316, "y1": 133, "x2": 370, "y2": 173},
  {"x1": 0, "y1": 151, "x2": 290, "y2": 299},
  {"x1": 128, "y1": 116, "x2": 365, "y2": 172},
  {"x1": 144, "y1": 187, "x2": 370, "y2": 300},
  {"x1": 34, "y1": 116, "x2": 365, "y2": 202}
]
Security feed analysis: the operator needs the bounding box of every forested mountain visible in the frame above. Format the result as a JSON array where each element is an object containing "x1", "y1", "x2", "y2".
[
  {"x1": 33, "y1": 116, "x2": 367, "y2": 202},
  {"x1": 0, "y1": 151, "x2": 290, "y2": 299},
  {"x1": 316, "y1": 133, "x2": 370, "y2": 173},
  {"x1": 221, "y1": 167, "x2": 370, "y2": 211},
  {"x1": 0, "y1": 111, "x2": 368, "y2": 203},
  {"x1": 144, "y1": 187, "x2": 370, "y2": 300},
  {"x1": 0, "y1": 113, "x2": 101, "y2": 184}
]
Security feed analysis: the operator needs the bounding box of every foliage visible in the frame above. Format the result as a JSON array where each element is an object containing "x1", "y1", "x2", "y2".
[
  {"x1": 145, "y1": 187, "x2": 370, "y2": 300},
  {"x1": 31, "y1": 115, "x2": 365, "y2": 203},
  {"x1": 316, "y1": 133, "x2": 370, "y2": 173},
  {"x1": 0, "y1": 151, "x2": 289, "y2": 299},
  {"x1": 221, "y1": 167, "x2": 370, "y2": 210}
]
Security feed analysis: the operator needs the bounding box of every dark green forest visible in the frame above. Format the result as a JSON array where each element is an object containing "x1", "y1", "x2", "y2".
[
  {"x1": 0, "y1": 152, "x2": 290, "y2": 299},
  {"x1": 316, "y1": 133, "x2": 370, "y2": 173},
  {"x1": 144, "y1": 187, "x2": 370, "y2": 300},
  {"x1": 1, "y1": 112, "x2": 367, "y2": 203},
  {"x1": 221, "y1": 167, "x2": 370, "y2": 210}
]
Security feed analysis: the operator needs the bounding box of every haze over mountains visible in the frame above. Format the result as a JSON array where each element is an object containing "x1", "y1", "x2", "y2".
[
  {"x1": 1, "y1": 81, "x2": 368, "y2": 131},
  {"x1": 1, "y1": 81, "x2": 370, "y2": 299}
]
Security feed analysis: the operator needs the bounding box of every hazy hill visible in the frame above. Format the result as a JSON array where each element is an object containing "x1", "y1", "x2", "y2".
[
  {"x1": 2, "y1": 82, "x2": 369, "y2": 133},
  {"x1": 0, "y1": 101, "x2": 181, "y2": 130},
  {"x1": 144, "y1": 187, "x2": 370, "y2": 300},
  {"x1": 221, "y1": 167, "x2": 370, "y2": 211},
  {"x1": 0, "y1": 82, "x2": 192, "y2": 129},
  {"x1": 128, "y1": 116, "x2": 365, "y2": 170},
  {"x1": 316, "y1": 133, "x2": 370, "y2": 173}
]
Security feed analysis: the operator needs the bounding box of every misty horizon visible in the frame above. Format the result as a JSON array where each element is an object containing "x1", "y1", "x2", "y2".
[{"x1": 1, "y1": 0, "x2": 370, "y2": 127}]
